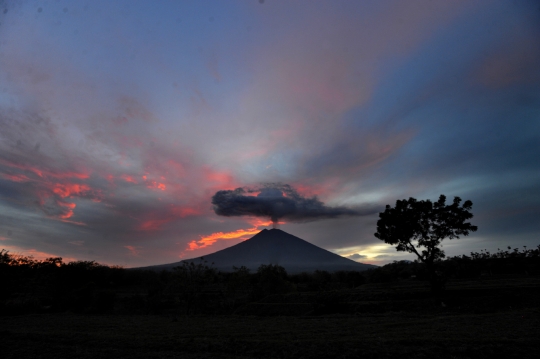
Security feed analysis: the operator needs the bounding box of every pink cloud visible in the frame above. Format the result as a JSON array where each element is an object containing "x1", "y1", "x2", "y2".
[
  {"x1": 145, "y1": 180, "x2": 167, "y2": 191},
  {"x1": 121, "y1": 174, "x2": 138, "y2": 184},
  {"x1": 0, "y1": 158, "x2": 90, "y2": 180},
  {"x1": 56, "y1": 201, "x2": 77, "y2": 219},
  {"x1": 202, "y1": 167, "x2": 235, "y2": 188},
  {"x1": 0, "y1": 173, "x2": 31, "y2": 182},
  {"x1": 138, "y1": 219, "x2": 170, "y2": 231},
  {"x1": 124, "y1": 245, "x2": 142, "y2": 257},
  {"x1": 137, "y1": 205, "x2": 202, "y2": 232},
  {"x1": 53, "y1": 183, "x2": 92, "y2": 198},
  {"x1": 249, "y1": 0, "x2": 474, "y2": 118},
  {"x1": 475, "y1": 35, "x2": 540, "y2": 89},
  {"x1": 0, "y1": 157, "x2": 100, "y2": 222}
]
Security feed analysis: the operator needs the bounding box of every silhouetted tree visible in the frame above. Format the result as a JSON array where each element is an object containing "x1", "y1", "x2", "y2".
[
  {"x1": 168, "y1": 258, "x2": 217, "y2": 314},
  {"x1": 255, "y1": 264, "x2": 294, "y2": 297},
  {"x1": 374, "y1": 195, "x2": 477, "y2": 291},
  {"x1": 0, "y1": 249, "x2": 11, "y2": 265}
]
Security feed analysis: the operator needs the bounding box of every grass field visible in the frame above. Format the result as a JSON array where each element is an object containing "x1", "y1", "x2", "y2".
[{"x1": 2, "y1": 275, "x2": 540, "y2": 358}]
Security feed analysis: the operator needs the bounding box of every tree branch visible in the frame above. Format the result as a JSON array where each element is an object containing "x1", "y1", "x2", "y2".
[{"x1": 406, "y1": 240, "x2": 424, "y2": 262}]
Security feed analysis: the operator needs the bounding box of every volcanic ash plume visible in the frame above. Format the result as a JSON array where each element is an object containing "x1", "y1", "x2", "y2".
[{"x1": 211, "y1": 183, "x2": 375, "y2": 225}]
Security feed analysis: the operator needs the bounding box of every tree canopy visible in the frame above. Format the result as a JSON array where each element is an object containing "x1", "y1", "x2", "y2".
[{"x1": 374, "y1": 195, "x2": 478, "y2": 266}]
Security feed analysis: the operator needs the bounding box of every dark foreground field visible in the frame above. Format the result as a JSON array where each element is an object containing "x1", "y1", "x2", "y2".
[{"x1": 2, "y1": 276, "x2": 540, "y2": 359}]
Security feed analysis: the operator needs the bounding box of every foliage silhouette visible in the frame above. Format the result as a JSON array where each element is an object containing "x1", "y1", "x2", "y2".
[
  {"x1": 168, "y1": 258, "x2": 218, "y2": 314},
  {"x1": 254, "y1": 264, "x2": 294, "y2": 299},
  {"x1": 223, "y1": 266, "x2": 252, "y2": 311}
]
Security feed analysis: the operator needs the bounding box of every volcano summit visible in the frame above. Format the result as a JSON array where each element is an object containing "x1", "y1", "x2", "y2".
[{"x1": 144, "y1": 229, "x2": 375, "y2": 273}]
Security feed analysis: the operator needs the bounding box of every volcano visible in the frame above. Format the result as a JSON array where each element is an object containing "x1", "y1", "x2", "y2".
[{"x1": 142, "y1": 229, "x2": 375, "y2": 273}]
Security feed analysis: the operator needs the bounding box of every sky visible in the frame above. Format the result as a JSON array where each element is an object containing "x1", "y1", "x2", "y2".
[{"x1": 0, "y1": 0, "x2": 539, "y2": 267}]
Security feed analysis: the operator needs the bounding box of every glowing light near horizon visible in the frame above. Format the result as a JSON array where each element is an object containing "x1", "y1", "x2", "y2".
[
  {"x1": 0, "y1": 245, "x2": 77, "y2": 263},
  {"x1": 338, "y1": 243, "x2": 412, "y2": 265}
]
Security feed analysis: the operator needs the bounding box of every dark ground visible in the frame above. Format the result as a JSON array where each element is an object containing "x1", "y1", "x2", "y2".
[{"x1": 2, "y1": 275, "x2": 540, "y2": 359}]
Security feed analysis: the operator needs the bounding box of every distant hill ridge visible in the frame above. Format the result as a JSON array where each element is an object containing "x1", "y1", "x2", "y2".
[{"x1": 139, "y1": 228, "x2": 376, "y2": 273}]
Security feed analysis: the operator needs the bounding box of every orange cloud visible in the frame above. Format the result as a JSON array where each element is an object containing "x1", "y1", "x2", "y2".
[
  {"x1": 187, "y1": 228, "x2": 259, "y2": 250},
  {"x1": 185, "y1": 218, "x2": 274, "y2": 252}
]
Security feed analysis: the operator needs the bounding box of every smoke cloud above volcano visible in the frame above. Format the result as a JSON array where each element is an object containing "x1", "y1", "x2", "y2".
[{"x1": 212, "y1": 183, "x2": 376, "y2": 224}]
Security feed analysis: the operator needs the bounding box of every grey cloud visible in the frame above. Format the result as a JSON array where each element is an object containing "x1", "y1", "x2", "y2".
[
  {"x1": 212, "y1": 183, "x2": 377, "y2": 224},
  {"x1": 347, "y1": 253, "x2": 367, "y2": 260}
]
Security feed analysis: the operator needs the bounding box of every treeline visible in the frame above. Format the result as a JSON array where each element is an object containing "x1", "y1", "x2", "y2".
[
  {"x1": 368, "y1": 245, "x2": 540, "y2": 283},
  {"x1": 1, "y1": 245, "x2": 539, "y2": 316},
  {"x1": 0, "y1": 250, "x2": 127, "y2": 315}
]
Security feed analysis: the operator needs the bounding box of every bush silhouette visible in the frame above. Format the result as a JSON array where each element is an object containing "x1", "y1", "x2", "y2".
[
  {"x1": 224, "y1": 266, "x2": 252, "y2": 311},
  {"x1": 168, "y1": 258, "x2": 217, "y2": 314},
  {"x1": 255, "y1": 264, "x2": 294, "y2": 298}
]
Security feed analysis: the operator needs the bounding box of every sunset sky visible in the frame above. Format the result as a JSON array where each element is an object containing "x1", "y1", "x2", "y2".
[{"x1": 0, "y1": 0, "x2": 539, "y2": 267}]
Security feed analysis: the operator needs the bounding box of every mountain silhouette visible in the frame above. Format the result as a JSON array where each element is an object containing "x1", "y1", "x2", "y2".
[{"x1": 141, "y1": 229, "x2": 376, "y2": 273}]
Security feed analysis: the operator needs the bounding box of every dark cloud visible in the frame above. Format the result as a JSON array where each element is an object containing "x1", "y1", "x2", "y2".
[{"x1": 212, "y1": 183, "x2": 377, "y2": 224}]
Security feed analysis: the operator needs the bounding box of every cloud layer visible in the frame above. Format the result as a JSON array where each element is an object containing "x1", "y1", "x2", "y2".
[{"x1": 0, "y1": 0, "x2": 539, "y2": 266}]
